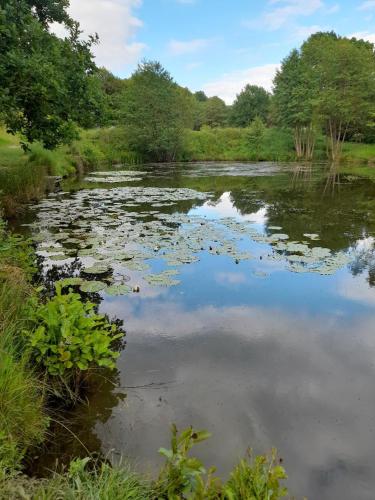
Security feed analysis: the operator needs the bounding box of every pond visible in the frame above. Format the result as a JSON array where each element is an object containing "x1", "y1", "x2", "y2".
[{"x1": 21, "y1": 162, "x2": 375, "y2": 499}]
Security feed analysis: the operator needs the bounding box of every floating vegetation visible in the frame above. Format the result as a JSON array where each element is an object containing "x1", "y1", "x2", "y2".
[
  {"x1": 27, "y1": 180, "x2": 357, "y2": 295},
  {"x1": 105, "y1": 284, "x2": 132, "y2": 296},
  {"x1": 80, "y1": 281, "x2": 107, "y2": 293}
]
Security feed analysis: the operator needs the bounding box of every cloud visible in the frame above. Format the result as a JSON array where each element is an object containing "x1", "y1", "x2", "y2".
[
  {"x1": 202, "y1": 64, "x2": 280, "y2": 104},
  {"x1": 349, "y1": 31, "x2": 375, "y2": 43},
  {"x1": 246, "y1": 0, "x2": 325, "y2": 31},
  {"x1": 53, "y1": 0, "x2": 146, "y2": 73},
  {"x1": 168, "y1": 38, "x2": 213, "y2": 55},
  {"x1": 292, "y1": 24, "x2": 322, "y2": 40},
  {"x1": 358, "y1": 0, "x2": 375, "y2": 10}
]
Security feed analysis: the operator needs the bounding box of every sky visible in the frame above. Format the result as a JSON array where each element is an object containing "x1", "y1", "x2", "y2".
[{"x1": 62, "y1": 0, "x2": 375, "y2": 103}]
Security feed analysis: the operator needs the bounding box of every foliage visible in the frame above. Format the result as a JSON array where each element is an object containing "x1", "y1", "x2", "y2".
[
  {"x1": 0, "y1": 0, "x2": 102, "y2": 149},
  {"x1": 27, "y1": 284, "x2": 123, "y2": 377},
  {"x1": 274, "y1": 32, "x2": 375, "y2": 161},
  {"x1": 182, "y1": 126, "x2": 297, "y2": 162},
  {"x1": 203, "y1": 96, "x2": 228, "y2": 128},
  {"x1": 0, "y1": 218, "x2": 47, "y2": 472},
  {"x1": 156, "y1": 425, "x2": 288, "y2": 499},
  {"x1": 224, "y1": 450, "x2": 288, "y2": 500},
  {"x1": 246, "y1": 117, "x2": 266, "y2": 160},
  {"x1": 273, "y1": 48, "x2": 318, "y2": 160},
  {"x1": 0, "y1": 459, "x2": 151, "y2": 500},
  {"x1": 230, "y1": 85, "x2": 270, "y2": 127},
  {"x1": 0, "y1": 348, "x2": 47, "y2": 471},
  {"x1": 121, "y1": 61, "x2": 194, "y2": 162},
  {"x1": 157, "y1": 424, "x2": 219, "y2": 499},
  {"x1": 302, "y1": 32, "x2": 375, "y2": 161}
]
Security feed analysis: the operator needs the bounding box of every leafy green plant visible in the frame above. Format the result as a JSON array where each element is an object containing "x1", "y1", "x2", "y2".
[
  {"x1": 224, "y1": 449, "x2": 288, "y2": 500},
  {"x1": 157, "y1": 424, "x2": 221, "y2": 499},
  {"x1": 27, "y1": 284, "x2": 123, "y2": 378}
]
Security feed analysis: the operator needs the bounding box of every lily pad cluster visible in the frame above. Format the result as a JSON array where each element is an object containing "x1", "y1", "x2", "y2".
[
  {"x1": 27, "y1": 183, "x2": 355, "y2": 295},
  {"x1": 85, "y1": 170, "x2": 146, "y2": 184}
]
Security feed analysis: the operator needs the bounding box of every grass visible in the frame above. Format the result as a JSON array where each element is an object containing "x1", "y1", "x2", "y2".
[
  {"x1": 0, "y1": 461, "x2": 152, "y2": 500},
  {"x1": 342, "y1": 142, "x2": 375, "y2": 164},
  {"x1": 0, "y1": 222, "x2": 48, "y2": 472}
]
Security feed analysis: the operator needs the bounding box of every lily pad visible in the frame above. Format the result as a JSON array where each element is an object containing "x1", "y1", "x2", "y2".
[
  {"x1": 82, "y1": 264, "x2": 111, "y2": 275},
  {"x1": 105, "y1": 284, "x2": 132, "y2": 296},
  {"x1": 80, "y1": 281, "x2": 107, "y2": 293}
]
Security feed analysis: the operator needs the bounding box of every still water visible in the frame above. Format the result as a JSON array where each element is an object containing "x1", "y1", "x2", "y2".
[{"x1": 24, "y1": 163, "x2": 375, "y2": 499}]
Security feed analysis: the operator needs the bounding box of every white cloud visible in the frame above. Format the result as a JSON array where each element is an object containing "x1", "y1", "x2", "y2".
[
  {"x1": 53, "y1": 0, "x2": 146, "y2": 73},
  {"x1": 202, "y1": 64, "x2": 280, "y2": 104},
  {"x1": 253, "y1": 0, "x2": 325, "y2": 31},
  {"x1": 358, "y1": 0, "x2": 375, "y2": 10},
  {"x1": 292, "y1": 24, "x2": 322, "y2": 40},
  {"x1": 168, "y1": 38, "x2": 213, "y2": 55},
  {"x1": 349, "y1": 31, "x2": 375, "y2": 43}
]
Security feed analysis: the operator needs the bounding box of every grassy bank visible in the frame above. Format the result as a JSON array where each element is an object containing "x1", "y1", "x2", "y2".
[{"x1": 0, "y1": 128, "x2": 136, "y2": 217}]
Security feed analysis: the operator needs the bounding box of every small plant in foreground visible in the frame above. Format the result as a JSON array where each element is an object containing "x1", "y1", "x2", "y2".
[
  {"x1": 157, "y1": 424, "x2": 220, "y2": 499},
  {"x1": 27, "y1": 284, "x2": 123, "y2": 379},
  {"x1": 224, "y1": 449, "x2": 288, "y2": 500},
  {"x1": 157, "y1": 425, "x2": 288, "y2": 499}
]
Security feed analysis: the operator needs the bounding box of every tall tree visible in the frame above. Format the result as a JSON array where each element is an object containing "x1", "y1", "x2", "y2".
[
  {"x1": 0, "y1": 0, "x2": 102, "y2": 149},
  {"x1": 203, "y1": 96, "x2": 228, "y2": 128},
  {"x1": 302, "y1": 32, "x2": 375, "y2": 161},
  {"x1": 121, "y1": 61, "x2": 194, "y2": 162},
  {"x1": 230, "y1": 85, "x2": 270, "y2": 127},
  {"x1": 273, "y1": 49, "x2": 317, "y2": 160}
]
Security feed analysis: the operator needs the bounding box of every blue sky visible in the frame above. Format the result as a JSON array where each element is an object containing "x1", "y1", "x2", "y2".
[{"x1": 65, "y1": 0, "x2": 375, "y2": 102}]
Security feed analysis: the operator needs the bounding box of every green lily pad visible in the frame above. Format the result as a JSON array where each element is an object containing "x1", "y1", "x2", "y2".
[
  {"x1": 80, "y1": 281, "x2": 107, "y2": 293},
  {"x1": 82, "y1": 264, "x2": 111, "y2": 275},
  {"x1": 105, "y1": 284, "x2": 132, "y2": 296}
]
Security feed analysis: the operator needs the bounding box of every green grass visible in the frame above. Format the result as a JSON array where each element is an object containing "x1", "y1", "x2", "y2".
[
  {"x1": 342, "y1": 142, "x2": 375, "y2": 163},
  {"x1": 0, "y1": 222, "x2": 48, "y2": 472},
  {"x1": 180, "y1": 126, "x2": 329, "y2": 162},
  {"x1": 0, "y1": 461, "x2": 152, "y2": 500}
]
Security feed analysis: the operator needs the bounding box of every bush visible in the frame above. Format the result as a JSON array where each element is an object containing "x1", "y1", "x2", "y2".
[{"x1": 27, "y1": 285, "x2": 123, "y2": 379}]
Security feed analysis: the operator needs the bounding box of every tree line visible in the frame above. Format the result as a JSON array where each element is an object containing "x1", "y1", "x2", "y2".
[{"x1": 1, "y1": 1, "x2": 374, "y2": 162}]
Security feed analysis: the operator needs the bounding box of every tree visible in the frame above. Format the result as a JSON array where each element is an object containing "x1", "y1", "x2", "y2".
[
  {"x1": 203, "y1": 97, "x2": 228, "y2": 128},
  {"x1": 301, "y1": 32, "x2": 375, "y2": 161},
  {"x1": 0, "y1": 0, "x2": 102, "y2": 149},
  {"x1": 273, "y1": 49, "x2": 317, "y2": 160},
  {"x1": 246, "y1": 117, "x2": 266, "y2": 160},
  {"x1": 230, "y1": 85, "x2": 270, "y2": 127},
  {"x1": 121, "y1": 61, "x2": 194, "y2": 162},
  {"x1": 274, "y1": 32, "x2": 375, "y2": 161},
  {"x1": 194, "y1": 91, "x2": 208, "y2": 102}
]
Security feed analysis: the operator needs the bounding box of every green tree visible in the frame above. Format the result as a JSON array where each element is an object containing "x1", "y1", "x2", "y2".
[
  {"x1": 246, "y1": 116, "x2": 266, "y2": 160},
  {"x1": 301, "y1": 32, "x2": 375, "y2": 161},
  {"x1": 230, "y1": 84, "x2": 270, "y2": 127},
  {"x1": 273, "y1": 49, "x2": 317, "y2": 160},
  {"x1": 203, "y1": 96, "x2": 228, "y2": 128},
  {"x1": 194, "y1": 90, "x2": 208, "y2": 102},
  {"x1": 121, "y1": 61, "x2": 194, "y2": 162},
  {"x1": 0, "y1": 0, "x2": 102, "y2": 149}
]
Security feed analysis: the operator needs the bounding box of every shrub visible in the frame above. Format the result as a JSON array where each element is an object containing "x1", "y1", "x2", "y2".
[{"x1": 27, "y1": 284, "x2": 124, "y2": 380}]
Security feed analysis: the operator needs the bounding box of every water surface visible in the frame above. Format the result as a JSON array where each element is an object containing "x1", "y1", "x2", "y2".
[{"x1": 24, "y1": 163, "x2": 375, "y2": 499}]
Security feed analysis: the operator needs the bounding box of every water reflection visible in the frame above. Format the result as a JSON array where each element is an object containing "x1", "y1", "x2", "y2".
[{"x1": 24, "y1": 163, "x2": 375, "y2": 499}]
